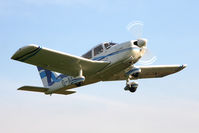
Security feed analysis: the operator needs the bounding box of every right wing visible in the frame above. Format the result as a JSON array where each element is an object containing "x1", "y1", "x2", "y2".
[
  {"x1": 18, "y1": 86, "x2": 76, "y2": 95},
  {"x1": 11, "y1": 44, "x2": 110, "y2": 77},
  {"x1": 137, "y1": 65, "x2": 187, "y2": 79},
  {"x1": 104, "y1": 65, "x2": 186, "y2": 81}
]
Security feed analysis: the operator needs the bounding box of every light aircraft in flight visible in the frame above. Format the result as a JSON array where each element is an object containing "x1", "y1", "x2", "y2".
[{"x1": 11, "y1": 39, "x2": 186, "y2": 95}]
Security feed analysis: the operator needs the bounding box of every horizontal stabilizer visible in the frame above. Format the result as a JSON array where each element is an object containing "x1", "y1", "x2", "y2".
[
  {"x1": 55, "y1": 89, "x2": 76, "y2": 95},
  {"x1": 18, "y1": 86, "x2": 76, "y2": 95},
  {"x1": 18, "y1": 86, "x2": 48, "y2": 92}
]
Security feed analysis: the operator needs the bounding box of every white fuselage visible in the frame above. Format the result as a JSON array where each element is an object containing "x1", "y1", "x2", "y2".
[
  {"x1": 87, "y1": 40, "x2": 145, "y2": 81},
  {"x1": 92, "y1": 41, "x2": 143, "y2": 64},
  {"x1": 46, "y1": 40, "x2": 146, "y2": 93}
]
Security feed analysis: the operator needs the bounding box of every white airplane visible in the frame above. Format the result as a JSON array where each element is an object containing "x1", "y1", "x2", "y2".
[{"x1": 11, "y1": 39, "x2": 186, "y2": 95}]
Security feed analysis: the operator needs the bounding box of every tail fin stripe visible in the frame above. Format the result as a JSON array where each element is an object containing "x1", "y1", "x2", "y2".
[
  {"x1": 37, "y1": 66, "x2": 68, "y2": 87},
  {"x1": 51, "y1": 73, "x2": 62, "y2": 82},
  {"x1": 40, "y1": 71, "x2": 46, "y2": 79},
  {"x1": 37, "y1": 66, "x2": 43, "y2": 71}
]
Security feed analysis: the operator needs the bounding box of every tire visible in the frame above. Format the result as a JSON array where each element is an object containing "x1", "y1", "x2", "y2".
[
  {"x1": 129, "y1": 86, "x2": 137, "y2": 93},
  {"x1": 75, "y1": 82, "x2": 83, "y2": 87}
]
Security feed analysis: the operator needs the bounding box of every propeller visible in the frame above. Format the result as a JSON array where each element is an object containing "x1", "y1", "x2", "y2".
[{"x1": 126, "y1": 21, "x2": 157, "y2": 65}]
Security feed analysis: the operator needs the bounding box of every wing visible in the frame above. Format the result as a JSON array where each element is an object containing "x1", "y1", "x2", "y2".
[
  {"x1": 18, "y1": 86, "x2": 76, "y2": 95},
  {"x1": 137, "y1": 65, "x2": 186, "y2": 79},
  {"x1": 11, "y1": 44, "x2": 110, "y2": 77},
  {"x1": 104, "y1": 65, "x2": 186, "y2": 81}
]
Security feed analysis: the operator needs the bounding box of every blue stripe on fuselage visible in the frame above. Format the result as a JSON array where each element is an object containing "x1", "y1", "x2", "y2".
[{"x1": 92, "y1": 47, "x2": 135, "y2": 61}]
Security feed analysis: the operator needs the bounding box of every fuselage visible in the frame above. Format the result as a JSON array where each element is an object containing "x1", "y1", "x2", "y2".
[
  {"x1": 82, "y1": 40, "x2": 146, "y2": 82},
  {"x1": 46, "y1": 40, "x2": 147, "y2": 92}
]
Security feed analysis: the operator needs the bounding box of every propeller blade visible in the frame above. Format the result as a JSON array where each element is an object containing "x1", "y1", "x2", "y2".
[
  {"x1": 126, "y1": 21, "x2": 144, "y2": 39},
  {"x1": 126, "y1": 20, "x2": 157, "y2": 65},
  {"x1": 138, "y1": 48, "x2": 157, "y2": 65}
]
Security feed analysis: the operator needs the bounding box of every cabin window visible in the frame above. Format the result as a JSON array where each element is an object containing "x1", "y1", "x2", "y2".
[
  {"x1": 82, "y1": 50, "x2": 92, "y2": 59},
  {"x1": 104, "y1": 42, "x2": 116, "y2": 49},
  {"x1": 94, "y1": 45, "x2": 103, "y2": 56}
]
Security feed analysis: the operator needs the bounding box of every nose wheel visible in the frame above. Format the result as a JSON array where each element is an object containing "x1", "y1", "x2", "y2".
[{"x1": 124, "y1": 78, "x2": 138, "y2": 93}]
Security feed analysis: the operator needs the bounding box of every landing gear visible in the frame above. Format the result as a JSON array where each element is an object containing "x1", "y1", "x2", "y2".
[
  {"x1": 125, "y1": 66, "x2": 141, "y2": 80},
  {"x1": 124, "y1": 77, "x2": 138, "y2": 93},
  {"x1": 75, "y1": 81, "x2": 83, "y2": 87},
  {"x1": 132, "y1": 72, "x2": 139, "y2": 78},
  {"x1": 73, "y1": 68, "x2": 85, "y2": 87},
  {"x1": 124, "y1": 66, "x2": 140, "y2": 93}
]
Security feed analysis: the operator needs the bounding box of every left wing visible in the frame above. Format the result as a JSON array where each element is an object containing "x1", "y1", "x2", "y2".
[
  {"x1": 104, "y1": 65, "x2": 186, "y2": 81},
  {"x1": 11, "y1": 44, "x2": 110, "y2": 77}
]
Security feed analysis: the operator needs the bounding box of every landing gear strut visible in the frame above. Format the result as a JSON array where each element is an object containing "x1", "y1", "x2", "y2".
[
  {"x1": 73, "y1": 68, "x2": 85, "y2": 87},
  {"x1": 124, "y1": 66, "x2": 140, "y2": 93}
]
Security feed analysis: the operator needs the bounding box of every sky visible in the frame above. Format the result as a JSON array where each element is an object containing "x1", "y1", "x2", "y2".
[{"x1": 0, "y1": 0, "x2": 199, "y2": 132}]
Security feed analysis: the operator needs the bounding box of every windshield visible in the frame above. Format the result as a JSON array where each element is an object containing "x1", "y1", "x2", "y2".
[
  {"x1": 104, "y1": 42, "x2": 117, "y2": 49},
  {"x1": 82, "y1": 50, "x2": 92, "y2": 59},
  {"x1": 94, "y1": 45, "x2": 103, "y2": 56}
]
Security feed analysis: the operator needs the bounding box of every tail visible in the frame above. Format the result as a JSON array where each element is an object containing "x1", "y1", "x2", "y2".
[{"x1": 37, "y1": 66, "x2": 63, "y2": 88}]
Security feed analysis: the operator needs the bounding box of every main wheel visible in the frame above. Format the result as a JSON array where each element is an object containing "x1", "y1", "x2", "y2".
[
  {"x1": 128, "y1": 82, "x2": 138, "y2": 93},
  {"x1": 129, "y1": 86, "x2": 137, "y2": 92},
  {"x1": 75, "y1": 82, "x2": 83, "y2": 87}
]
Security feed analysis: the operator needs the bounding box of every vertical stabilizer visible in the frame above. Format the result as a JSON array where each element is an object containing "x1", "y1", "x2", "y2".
[{"x1": 37, "y1": 66, "x2": 59, "y2": 88}]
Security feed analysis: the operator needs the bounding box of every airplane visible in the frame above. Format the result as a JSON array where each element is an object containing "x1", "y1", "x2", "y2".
[{"x1": 11, "y1": 39, "x2": 186, "y2": 95}]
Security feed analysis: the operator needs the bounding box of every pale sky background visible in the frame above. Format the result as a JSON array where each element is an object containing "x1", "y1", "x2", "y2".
[{"x1": 0, "y1": 0, "x2": 199, "y2": 133}]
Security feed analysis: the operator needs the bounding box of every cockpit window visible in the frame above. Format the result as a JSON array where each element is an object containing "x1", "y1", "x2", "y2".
[
  {"x1": 82, "y1": 50, "x2": 92, "y2": 59},
  {"x1": 94, "y1": 45, "x2": 103, "y2": 56},
  {"x1": 104, "y1": 42, "x2": 116, "y2": 49}
]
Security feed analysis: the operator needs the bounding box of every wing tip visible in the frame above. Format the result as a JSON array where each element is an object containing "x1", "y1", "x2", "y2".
[
  {"x1": 11, "y1": 44, "x2": 41, "y2": 61},
  {"x1": 18, "y1": 87, "x2": 23, "y2": 90},
  {"x1": 182, "y1": 64, "x2": 187, "y2": 68},
  {"x1": 17, "y1": 86, "x2": 27, "y2": 90},
  {"x1": 175, "y1": 64, "x2": 187, "y2": 73},
  {"x1": 181, "y1": 64, "x2": 187, "y2": 70}
]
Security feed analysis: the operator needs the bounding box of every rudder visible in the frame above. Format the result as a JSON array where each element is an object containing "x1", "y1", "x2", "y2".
[{"x1": 37, "y1": 66, "x2": 60, "y2": 88}]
